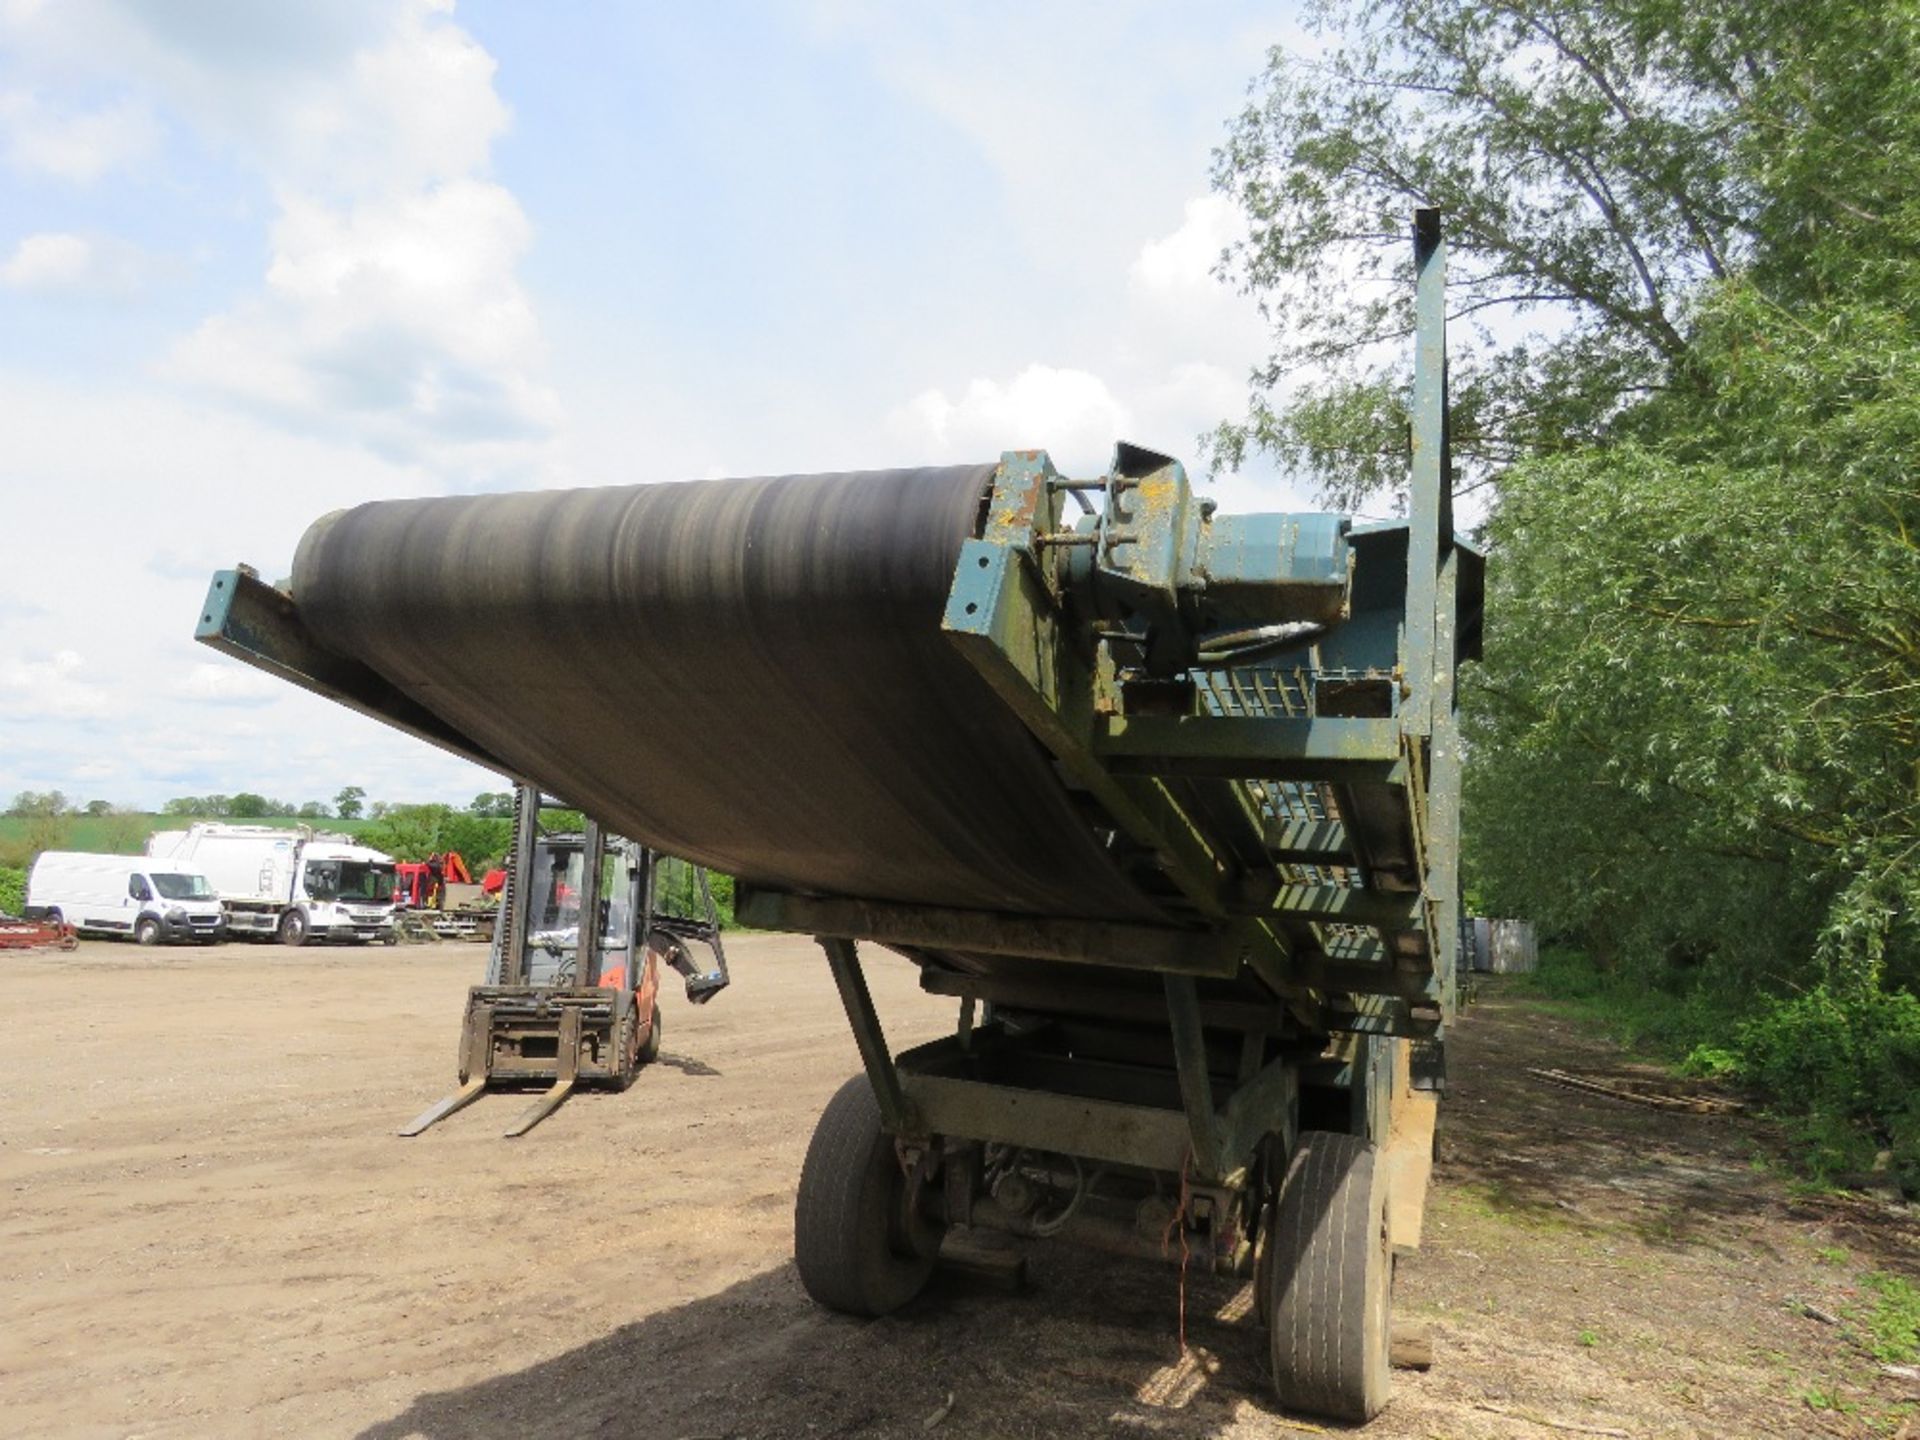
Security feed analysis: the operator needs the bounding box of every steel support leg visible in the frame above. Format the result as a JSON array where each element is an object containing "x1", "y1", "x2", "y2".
[
  {"x1": 819, "y1": 936, "x2": 917, "y2": 1136},
  {"x1": 1164, "y1": 974, "x2": 1224, "y2": 1181}
]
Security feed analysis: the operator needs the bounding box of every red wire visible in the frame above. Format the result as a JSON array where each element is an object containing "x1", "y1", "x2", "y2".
[{"x1": 1159, "y1": 1149, "x2": 1194, "y2": 1354}]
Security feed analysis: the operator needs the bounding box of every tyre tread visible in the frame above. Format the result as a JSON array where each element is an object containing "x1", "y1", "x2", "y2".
[
  {"x1": 794, "y1": 1075, "x2": 935, "y2": 1317},
  {"x1": 1267, "y1": 1129, "x2": 1391, "y2": 1422}
]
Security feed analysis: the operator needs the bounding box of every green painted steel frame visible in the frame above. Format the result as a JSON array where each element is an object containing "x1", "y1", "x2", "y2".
[
  {"x1": 934, "y1": 209, "x2": 1470, "y2": 1047},
  {"x1": 194, "y1": 568, "x2": 510, "y2": 775}
]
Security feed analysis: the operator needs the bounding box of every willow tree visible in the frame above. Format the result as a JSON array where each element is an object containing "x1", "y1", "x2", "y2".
[
  {"x1": 1211, "y1": 0, "x2": 1920, "y2": 994},
  {"x1": 1210, "y1": 0, "x2": 1916, "y2": 508}
]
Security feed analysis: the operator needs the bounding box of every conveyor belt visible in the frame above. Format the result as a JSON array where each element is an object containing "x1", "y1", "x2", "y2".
[{"x1": 292, "y1": 466, "x2": 1165, "y2": 924}]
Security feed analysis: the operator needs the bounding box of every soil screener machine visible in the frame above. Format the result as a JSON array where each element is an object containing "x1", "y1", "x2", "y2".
[{"x1": 192, "y1": 212, "x2": 1480, "y2": 1422}]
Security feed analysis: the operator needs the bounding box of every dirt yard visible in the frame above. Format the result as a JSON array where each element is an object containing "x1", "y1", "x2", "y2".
[{"x1": 2, "y1": 936, "x2": 1915, "y2": 1439}]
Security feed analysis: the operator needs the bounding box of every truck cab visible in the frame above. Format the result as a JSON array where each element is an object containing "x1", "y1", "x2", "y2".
[{"x1": 146, "y1": 824, "x2": 397, "y2": 946}]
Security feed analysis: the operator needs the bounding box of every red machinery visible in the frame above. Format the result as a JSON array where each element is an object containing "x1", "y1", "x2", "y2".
[
  {"x1": 394, "y1": 851, "x2": 473, "y2": 909},
  {"x1": 0, "y1": 915, "x2": 78, "y2": 951}
]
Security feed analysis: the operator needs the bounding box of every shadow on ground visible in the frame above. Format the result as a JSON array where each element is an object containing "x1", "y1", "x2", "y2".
[
  {"x1": 358, "y1": 1250, "x2": 1314, "y2": 1440},
  {"x1": 360, "y1": 984, "x2": 1920, "y2": 1440}
]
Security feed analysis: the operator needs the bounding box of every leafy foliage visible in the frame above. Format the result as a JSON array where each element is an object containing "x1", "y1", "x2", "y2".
[
  {"x1": 1855, "y1": 1272, "x2": 1920, "y2": 1366},
  {"x1": 7, "y1": 790, "x2": 68, "y2": 817},
  {"x1": 1732, "y1": 989, "x2": 1920, "y2": 1192},
  {"x1": 1212, "y1": 0, "x2": 1920, "y2": 507},
  {"x1": 1215, "y1": 0, "x2": 1920, "y2": 1186},
  {"x1": 0, "y1": 866, "x2": 24, "y2": 916},
  {"x1": 360, "y1": 804, "x2": 514, "y2": 871}
]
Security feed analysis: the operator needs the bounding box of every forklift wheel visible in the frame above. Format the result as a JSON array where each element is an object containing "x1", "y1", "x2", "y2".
[
  {"x1": 639, "y1": 1003, "x2": 662, "y2": 1064},
  {"x1": 794, "y1": 1076, "x2": 941, "y2": 1318}
]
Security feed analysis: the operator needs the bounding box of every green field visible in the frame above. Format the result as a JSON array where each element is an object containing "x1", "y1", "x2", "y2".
[{"x1": 0, "y1": 814, "x2": 386, "y2": 864}]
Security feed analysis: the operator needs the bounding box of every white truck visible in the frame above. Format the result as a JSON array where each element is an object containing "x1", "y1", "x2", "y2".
[
  {"x1": 25, "y1": 851, "x2": 227, "y2": 945},
  {"x1": 146, "y1": 824, "x2": 398, "y2": 946}
]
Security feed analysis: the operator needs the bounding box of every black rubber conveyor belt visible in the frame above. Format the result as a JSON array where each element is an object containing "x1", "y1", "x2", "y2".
[{"x1": 292, "y1": 465, "x2": 1164, "y2": 923}]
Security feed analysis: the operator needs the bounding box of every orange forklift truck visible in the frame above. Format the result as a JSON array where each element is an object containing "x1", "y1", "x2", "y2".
[{"x1": 401, "y1": 783, "x2": 728, "y2": 1137}]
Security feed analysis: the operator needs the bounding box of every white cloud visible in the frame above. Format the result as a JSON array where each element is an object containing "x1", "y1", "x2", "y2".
[
  {"x1": 0, "y1": 374, "x2": 507, "y2": 806},
  {"x1": 1126, "y1": 194, "x2": 1269, "y2": 366},
  {"x1": 1, "y1": 230, "x2": 153, "y2": 296},
  {"x1": 889, "y1": 365, "x2": 1132, "y2": 477},
  {"x1": 1130, "y1": 194, "x2": 1241, "y2": 302},
  {"x1": 0, "y1": 650, "x2": 110, "y2": 719},
  {"x1": 0, "y1": 2, "x2": 489, "y2": 195},
  {"x1": 173, "y1": 662, "x2": 279, "y2": 706},
  {"x1": 168, "y1": 179, "x2": 556, "y2": 470},
  {"x1": 3, "y1": 0, "x2": 555, "y2": 479},
  {"x1": 0, "y1": 89, "x2": 156, "y2": 180}
]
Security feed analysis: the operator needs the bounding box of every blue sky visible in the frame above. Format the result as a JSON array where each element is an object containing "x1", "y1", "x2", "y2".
[{"x1": 0, "y1": 0, "x2": 1314, "y2": 812}]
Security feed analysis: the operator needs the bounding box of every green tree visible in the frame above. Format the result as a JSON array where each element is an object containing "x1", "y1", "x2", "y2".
[
  {"x1": 21, "y1": 808, "x2": 71, "y2": 860},
  {"x1": 229, "y1": 792, "x2": 270, "y2": 818},
  {"x1": 8, "y1": 790, "x2": 67, "y2": 817},
  {"x1": 333, "y1": 785, "x2": 365, "y2": 820},
  {"x1": 362, "y1": 804, "x2": 451, "y2": 861},
  {"x1": 83, "y1": 799, "x2": 112, "y2": 817},
  {"x1": 1214, "y1": 0, "x2": 1920, "y2": 1181},
  {"x1": 1209, "y1": 0, "x2": 1919, "y2": 508},
  {"x1": 102, "y1": 810, "x2": 149, "y2": 854}
]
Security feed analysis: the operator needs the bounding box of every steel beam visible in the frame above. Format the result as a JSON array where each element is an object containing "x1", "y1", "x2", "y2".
[
  {"x1": 195, "y1": 568, "x2": 510, "y2": 775},
  {"x1": 737, "y1": 885, "x2": 1247, "y2": 978},
  {"x1": 1267, "y1": 819, "x2": 1351, "y2": 864},
  {"x1": 899, "y1": 1070, "x2": 1191, "y2": 1173},
  {"x1": 1403, "y1": 206, "x2": 1451, "y2": 739},
  {"x1": 918, "y1": 968, "x2": 1294, "y2": 1034},
  {"x1": 500, "y1": 782, "x2": 541, "y2": 988},
  {"x1": 574, "y1": 820, "x2": 605, "y2": 988},
  {"x1": 1095, "y1": 715, "x2": 1403, "y2": 783},
  {"x1": 1262, "y1": 884, "x2": 1423, "y2": 929}
]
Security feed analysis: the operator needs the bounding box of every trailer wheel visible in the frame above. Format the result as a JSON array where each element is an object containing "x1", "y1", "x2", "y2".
[
  {"x1": 278, "y1": 910, "x2": 308, "y2": 947},
  {"x1": 134, "y1": 917, "x2": 161, "y2": 946},
  {"x1": 794, "y1": 1075, "x2": 941, "y2": 1318},
  {"x1": 1265, "y1": 1130, "x2": 1392, "y2": 1423}
]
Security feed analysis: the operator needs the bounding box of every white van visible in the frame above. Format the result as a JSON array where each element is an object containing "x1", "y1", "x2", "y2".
[{"x1": 26, "y1": 852, "x2": 227, "y2": 945}]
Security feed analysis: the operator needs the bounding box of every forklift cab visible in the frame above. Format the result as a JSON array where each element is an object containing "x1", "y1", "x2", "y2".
[{"x1": 489, "y1": 823, "x2": 728, "y2": 1001}]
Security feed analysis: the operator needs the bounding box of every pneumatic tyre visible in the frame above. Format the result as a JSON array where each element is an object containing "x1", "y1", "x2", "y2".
[
  {"x1": 134, "y1": 917, "x2": 161, "y2": 946},
  {"x1": 638, "y1": 1003, "x2": 662, "y2": 1064},
  {"x1": 1265, "y1": 1130, "x2": 1393, "y2": 1422},
  {"x1": 794, "y1": 1075, "x2": 940, "y2": 1318},
  {"x1": 278, "y1": 910, "x2": 309, "y2": 947}
]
